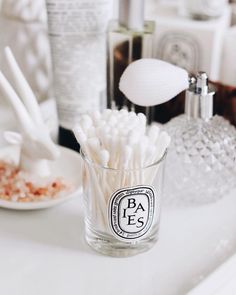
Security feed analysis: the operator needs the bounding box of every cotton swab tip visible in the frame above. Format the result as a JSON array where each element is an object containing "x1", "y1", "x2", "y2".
[
  {"x1": 73, "y1": 126, "x2": 87, "y2": 144},
  {"x1": 99, "y1": 149, "x2": 110, "y2": 167}
]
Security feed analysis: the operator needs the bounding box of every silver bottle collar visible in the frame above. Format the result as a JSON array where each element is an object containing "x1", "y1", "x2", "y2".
[{"x1": 185, "y1": 72, "x2": 215, "y2": 121}]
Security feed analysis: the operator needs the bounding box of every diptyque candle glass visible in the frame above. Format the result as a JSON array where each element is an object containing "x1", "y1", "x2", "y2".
[{"x1": 81, "y1": 149, "x2": 167, "y2": 257}]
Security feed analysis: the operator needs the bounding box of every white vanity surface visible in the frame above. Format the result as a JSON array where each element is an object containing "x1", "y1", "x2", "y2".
[
  {"x1": 0, "y1": 107, "x2": 236, "y2": 295},
  {"x1": 0, "y1": 171, "x2": 236, "y2": 294}
]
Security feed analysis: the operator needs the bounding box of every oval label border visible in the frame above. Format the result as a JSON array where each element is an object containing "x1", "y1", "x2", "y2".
[{"x1": 108, "y1": 185, "x2": 156, "y2": 241}]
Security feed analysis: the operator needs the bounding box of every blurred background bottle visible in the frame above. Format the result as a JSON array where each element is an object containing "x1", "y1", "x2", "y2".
[
  {"x1": 107, "y1": 0, "x2": 156, "y2": 124},
  {"x1": 46, "y1": 0, "x2": 112, "y2": 151}
]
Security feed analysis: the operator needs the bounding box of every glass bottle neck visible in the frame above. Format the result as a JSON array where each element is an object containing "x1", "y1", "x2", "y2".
[{"x1": 119, "y1": 0, "x2": 144, "y2": 31}]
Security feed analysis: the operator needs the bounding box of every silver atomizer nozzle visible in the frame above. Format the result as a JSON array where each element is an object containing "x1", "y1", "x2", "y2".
[
  {"x1": 185, "y1": 72, "x2": 215, "y2": 121},
  {"x1": 188, "y1": 75, "x2": 197, "y2": 92},
  {"x1": 196, "y1": 71, "x2": 208, "y2": 95}
]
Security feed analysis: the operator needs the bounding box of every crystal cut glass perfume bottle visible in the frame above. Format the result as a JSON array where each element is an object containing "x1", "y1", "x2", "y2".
[{"x1": 165, "y1": 72, "x2": 236, "y2": 205}]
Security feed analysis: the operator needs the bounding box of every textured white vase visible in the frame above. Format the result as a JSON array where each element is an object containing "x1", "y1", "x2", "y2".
[
  {"x1": 0, "y1": 0, "x2": 58, "y2": 140},
  {"x1": 0, "y1": 0, "x2": 50, "y2": 102}
]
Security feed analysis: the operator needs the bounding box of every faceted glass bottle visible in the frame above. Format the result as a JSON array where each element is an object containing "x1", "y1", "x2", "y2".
[
  {"x1": 107, "y1": 0, "x2": 155, "y2": 123},
  {"x1": 165, "y1": 73, "x2": 236, "y2": 205}
]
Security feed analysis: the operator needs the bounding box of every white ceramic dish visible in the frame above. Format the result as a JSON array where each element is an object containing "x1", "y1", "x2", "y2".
[{"x1": 0, "y1": 146, "x2": 83, "y2": 210}]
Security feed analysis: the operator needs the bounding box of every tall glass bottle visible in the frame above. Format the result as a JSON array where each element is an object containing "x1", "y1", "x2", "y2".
[{"x1": 107, "y1": 0, "x2": 155, "y2": 123}]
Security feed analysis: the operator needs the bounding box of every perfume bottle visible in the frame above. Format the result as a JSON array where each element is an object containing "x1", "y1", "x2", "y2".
[
  {"x1": 165, "y1": 72, "x2": 236, "y2": 205},
  {"x1": 107, "y1": 0, "x2": 155, "y2": 123}
]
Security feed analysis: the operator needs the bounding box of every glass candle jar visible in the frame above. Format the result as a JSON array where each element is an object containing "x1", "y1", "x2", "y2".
[{"x1": 81, "y1": 149, "x2": 167, "y2": 257}]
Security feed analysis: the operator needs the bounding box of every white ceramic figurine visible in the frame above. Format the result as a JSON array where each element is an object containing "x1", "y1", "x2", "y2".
[{"x1": 0, "y1": 47, "x2": 60, "y2": 177}]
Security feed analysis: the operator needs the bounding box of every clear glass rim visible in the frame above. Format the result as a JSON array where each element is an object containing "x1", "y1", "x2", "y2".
[{"x1": 80, "y1": 148, "x2": 167, "y2": 172}]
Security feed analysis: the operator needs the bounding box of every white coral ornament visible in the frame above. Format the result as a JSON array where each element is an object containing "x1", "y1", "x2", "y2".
[{"x1": 0, "y1": 47, "x2": 60, "y2": 178}]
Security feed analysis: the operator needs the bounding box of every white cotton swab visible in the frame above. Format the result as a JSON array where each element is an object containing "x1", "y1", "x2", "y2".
[
  {"x1": 73, "y1": 126, "x2": 87, "y2": 151},
  {"x1": 108, "y1": 115, "x2": 117, "y2": 127},
  {"x1": 87, "y1": 137, "x2": 101, "y2": 162},
  {"x1": 99, "y1": 149, "x2": 111, "y2": 203},
  {"x1": 120, "y1": 145, "x2": 132, "y2": 187},
  {"x1": 87, "y1": 126, "x2": 96, "y2": 138},
  {"x1": 123, "y1": 145, "x2": 132, "y2": 169},
  {"x1": 109, "y1": 135, "x2": 119, "y2": 169},
  {"x1": 74, "y1": 126, "x2": 108, "y2": 225},
  {"x1": 148, "y1": 124, "x2": 160, "y2": 143},
  {"x1": 128, "y1": 130, "x2": 141, "y2": 146},
  {"x1": 99, "y1": 149, "x2": 110, "y2": 168},
  {"x1": 73, "y1": 126, "x2": 97, "y2": 164}
]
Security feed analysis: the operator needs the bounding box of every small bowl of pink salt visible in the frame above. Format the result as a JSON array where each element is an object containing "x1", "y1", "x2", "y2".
[{"x1": 0, "y1": 146, "x2": 82, "y2": 210}]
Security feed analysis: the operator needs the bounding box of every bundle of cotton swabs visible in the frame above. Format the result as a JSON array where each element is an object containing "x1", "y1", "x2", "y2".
[
  {"x1": 73, "y1": 109, "x2": 170, "y2": 229},
  {"x1": 74, "y1": 109, "x2": 170, "y2": 169}
]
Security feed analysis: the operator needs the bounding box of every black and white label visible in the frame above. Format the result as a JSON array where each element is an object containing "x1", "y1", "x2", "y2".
[{"x1": 109, "y1": 186, "x2": 156, "y2": 241}]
